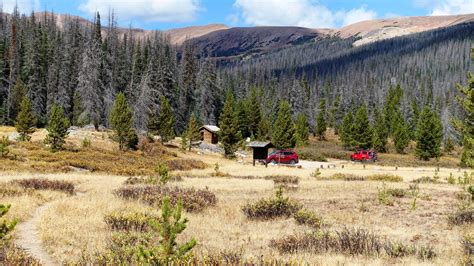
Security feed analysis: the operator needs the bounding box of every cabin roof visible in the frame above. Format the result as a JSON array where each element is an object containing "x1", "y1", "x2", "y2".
[{"x1": 200, "y1": 125, "x2": 220, "y2": 133}]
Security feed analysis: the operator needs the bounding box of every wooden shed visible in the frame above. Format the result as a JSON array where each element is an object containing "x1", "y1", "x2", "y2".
[
  {"x1": 247, "y1": 141, "x2": 274, "y2": 166},
  {"x1": 200, "y1": 125, "x2": 220, "y2": 144}
]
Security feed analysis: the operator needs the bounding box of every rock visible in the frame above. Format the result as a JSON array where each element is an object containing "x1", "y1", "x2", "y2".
[{"x1": 8, "y1": 132, "x2": 20, "y2": 142}]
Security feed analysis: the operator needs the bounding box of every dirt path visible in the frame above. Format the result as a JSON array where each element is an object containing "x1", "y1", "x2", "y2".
[{"x1": 15, "y1": 202, "x2": 59, "y2": 266}]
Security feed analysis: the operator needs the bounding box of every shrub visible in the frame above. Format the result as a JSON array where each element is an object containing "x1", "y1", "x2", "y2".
[
  {"x1": 271, "y1": 176, "x2": 299, "y2": 190},
  {"x1": 321, "y1": 173, "x2": 364, "y2": 181},
  {"x1": 81, "y1": 138, "x2": 92, "y2": 148},
  {"x1": 412, "y1": 176, "x2": 439, "y2": 184},
  {"x1": 293, "y1": 209, "x2": 322, "y2": 228},
  {"x1": 241, "y1": 188, "x2": 302, "y2": 220},
  {"x1": 448, "y1": 210, "x2": 473, "y2": 225},
  {"x1": 377, "y1": 183, "x2": 394, "y2": 206},
  {"x1": 155, "y1": 161, "x2": 169, "y2": 185},
  {"x1": 386, "y1": 188, "x2": 406, "y2": 198},
  {"x1": 115, "y1": 185, "x2": 217, "y2": 212},
  {"x1": 0, "y1": 136, "x2": 10, "y2": 158},
  {"x1": 447, "y1": 173, "x2": 456, "y2": 184},
  {"x1": 467, "y1": 185, "x2": 474, "y2": 200},
  {"x1": 124, "y1": 175, "x2": 182, "y2": 185},
  {"x1": 13, "y1": 178, "x2": 75, "y2": 195},
  {"x1": 366, "y1": 174, "x2": 403, "y2": 182},
  {"x1": 0, "y1": 204, "x2": 16, "y2": 240},
  {"x1": 0, "y1": 245, "x2": 41, "y2": 265},
  {"x1": 166, "y1": 159, "x2": 207, "y2": 171},
  {"x1": 270, "y1": 228, "x2": 436, "y2": 260},
  {"x1": 105, "y1": 212, "x2": 156, "y2": 232}
]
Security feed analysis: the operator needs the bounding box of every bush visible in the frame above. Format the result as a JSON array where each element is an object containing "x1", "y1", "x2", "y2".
[
  {"x1": 448, "y1": 210, "x2": 473, "y2": 225},
  {"x1": 412, "y1": 176, "x2": 439, "y2": 184},
  {"x1": 0, "y1": 136, "x2": 10, "y2": 158},
  {"x1": 293, "y1": 209, "x2": 322, "y2": 228},
  {"x1": 81, "y1": 138, "x2": 92, "y2": 148},
  {"x1": 386, "y1": 188, "x2": 406, "y2": 198},
  {"x1": 0, "y1": 245, "x2": 41, "y2": 265},
  {"x1": 377, "y1": 183, "x2": 394, "y2": 206},
  {"x1": 241, "y1": 188, "x2": 302, "y2": 220},
  {"x1": 13, "y1": 178, "x2": 75, "y2": 195},
  {"x1": 166, "y1": 159, "x2": 207, "y2": 171},
  {"x1": 366, "y1": 174, "x2": 403, "y2": 182},
  {"x1": 124, "y1": 175, "x2": 182, "y2": 185},
  {"x1": 105, "y1": 212, "x2": 156, "y2": 232},
  {"x1": 115, "y1": 185, "x2": 217, "y2": 212},
  {"x1": 270, "y1": 228, "x2": 436, "y2": 260}
]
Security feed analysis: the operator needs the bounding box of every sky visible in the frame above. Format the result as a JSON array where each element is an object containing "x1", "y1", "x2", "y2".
[{"x1": 1, "y1": 0, "x2": 473, "y2": 30}]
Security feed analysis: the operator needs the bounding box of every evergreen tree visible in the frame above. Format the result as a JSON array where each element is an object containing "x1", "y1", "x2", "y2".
[
  {"x1": 408, "y1": 100, "x2": 420, "y2": 139},
  {"x1": 219, "y1": 91, "x2": 241, "y2": 157},
  {"x1": 393, "y1": 111, "x2": 410, "y2": 153},
  {"x1": 236, "y1": 99, "x2": 250, "y2": 139},
  {"x1": 44, "y1": 103, "x2": 70, "y2": 151},
  {"x1": 295, "y1": 113, "x2": 309, "y2": 147},
  {"x1": 177, "y1": 43, "x2": 197, "y2": 132},
  {"x1": 453, "y1": 48, "x2": 473, "y2": 167},
  {"x1": 137, "y1": 197, "x2": 196, "y2": 263},
  {"x1": 72, "y1": 91, "x2": 83, "y2": 126},
  {"x1": 383, "y1": 85, "x2": 404, "y2": 135},
  {"x1": 198, "y1": 58, "x2": 219, "y2": 125},
  {"x1": 147, "y1": 111, "x2": 159, "y2": 135},
  {"x1": 0, "y1": 204, "x2": 17, "y2": 240},
  {"x1": 15, "y1": 96, "x2": 36, "y2": 141},
  {"x1": 158, "y1": 96, "x2": 175, "y2": 143},
  {"x1": 372, "y1": 108, "x2": 388, "y2": 152},
  {"x1": 185, "y1": 113, "x2": 201, "y2": 151},
  {"x1": 247, "y1": 87, "x2": 262, "y2": 137},
  {"x1": 415, "y1": 107, "x2": 443, "y2": 160},
  {"x1": 315, "y1": 99, "x2": 327, "y2": 140},
  {"x1": 272, "y1": 100, "x2": 296, "y2": 149},
  {"x1": 109, "y1": 92, "x2": 134, "y2": 151},
  {"x1": 9, "y1": 79, "x2": 27, "y2": 123},
  {"x1": 256, "y1": 114, "x2": 270, "y2": 141},
  {"x1": 328, "y1": 95, "x2": 342, "y2": 133},
  {"x1": 352, "y1": 105, "x2": 373, "y2": 149},
  {"x1": 340, "y1": 112, "x2": 354, "y2": 149}
]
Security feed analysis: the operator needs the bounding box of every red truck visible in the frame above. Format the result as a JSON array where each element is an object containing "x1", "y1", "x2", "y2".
[{"x1": 350, "y1": 150, "x2": 377, "y2": 162}]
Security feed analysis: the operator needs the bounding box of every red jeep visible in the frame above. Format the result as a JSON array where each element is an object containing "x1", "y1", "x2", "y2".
[
  {"x1": 350, "y1": 150, "x2": 377, "y2": 162},
  {"x1": 266, "y1": 150, "x2": 299, "y2": 165}
]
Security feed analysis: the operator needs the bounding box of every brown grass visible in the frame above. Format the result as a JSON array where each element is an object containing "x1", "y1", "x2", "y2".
[{"x1": 13, "y1": 178, "x2": 75, "y2": 195}]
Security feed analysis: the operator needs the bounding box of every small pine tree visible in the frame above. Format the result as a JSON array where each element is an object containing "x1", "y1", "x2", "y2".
[
  {"x1": 294, "y1": 113, "x2": 309, "y2": 147},
  {"x1": 272, "y1": 100, "x2": 296, "y2": 150},
  {"x1": 185, "y1": 113, "x2": 201, "y2": 151},
  {"x1": 393, "y1": 111, "x2": 410, "y2": 154},
  {"x1": 137, "y1": 197, "x2": 196, "y2": 263},
  {"x1": 328, "y1": 95, "x2": 342, "y2": 134},
  {"x1": 109, "y1": 92, "x2": 134, "y2": 151},
  {"x1": 416, "y1": 107, "x2": 443, "y2": 160},
  {"x1": 158, "y1": 96, "x2": 175, "y2": 144},
  {"x1": 352, "y1": 105, "x2": 373, "y2": 149},
  {"x1": 180, "y1": 133, "x2": 188, "y2": 152},
  {"x1": 315, "y1": 99, "x2": 327, "y2": 140},
  {"x1": 340, "y1": 112, "x2": 354, "y2": 150},
  {"x1": 0, "y1": 204, "x2": 17, "y2": 240},
  {"x1": 44, "y1": 104, "x2": 70, "y2": 152},
  {"x1": 372, "y1": 109, "x2": 388, "y2": 153},
  {"x1": 72, "y1": 91, "x2": 84, "y2": 126},
  {"x1": 256, "y1": 113, "x2": 270, "y2": 141},
  {"x1": 444, "y1": 137, "x2": 455, "y2": 154},
  {"x1": 15, "y1": 96, "x2": 37, "y2": 141},
  {"x1": 147, "y1": 111, "x2": 159, "y2": 136},
  {"x1": 0, "y1": 136, "x2": 10, "y2": 158},
  {"x1": 219, "y1": 91, "x2": 242, "y2": 157}
]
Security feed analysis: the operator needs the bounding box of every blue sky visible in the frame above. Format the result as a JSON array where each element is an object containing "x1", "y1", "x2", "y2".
[{"x1": 2, "y1": 0, "x2": 473, "y2": 29}]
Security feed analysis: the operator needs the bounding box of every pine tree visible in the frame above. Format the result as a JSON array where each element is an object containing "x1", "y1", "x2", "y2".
[
  {"x1": 109, "y1": 92, "x2": 134, "y2": 151},
  {"x1": 198, "y1": 58, "x2": 219, "y2": 125},
  {"x1": 272, "y1": 100, "x2": 296, "y2": 149},
  {"x1": 328, "y1": 95, "x2": 342, "y2": 133},
  {"x1": 372, "y1": 108, "x2": 388, "y2": 152},
  {"x1": 256, "y1": 114, "x2": 270, "y2": 141},
  {"x1": 393, "y1": 111, "x2": 410, "y2": 153},
  {"x1": 340, "y1": 112, "x2": 354, "y2": 149},
  {"x1": 416, "y1": 107, "x2": 443, "y2": 160},
  {"x1": 158, "y1": 96, "x2": 175, "y2": 143},
  {"x1": 236, "y1": 99, "x2": 250, "y2": 139},
  {"x1": 0, "y1": 204, "x2": 16, "y2": 240},
  {"x1": 453, "y1": 47, "x2": 473, "y2": 167},
  {"x1": 352, "y1": 105, "x2": 373, "y2": 149},
  {"x1": 295, "y1": 113, "x2": 309, "y2": 147},
  {"x1": 137, "y1": 197, "x2": 196, "y2": 263},
  {"x1": 9, "y1": 79, "x2": 27, "y2": 123},
  {"x1": 315, "y1": 99, "x2": 327, "y2": 140},
  {"x1": 147, "y1": 111, "x2": 159, "y2": 136},
  {"x1": 44, "y1": 103, "x2": 70, "y2": 151},
  {"x1": 383, "y1": 85, "x2": 404, "y2": 136},
  {"x1": 185, "y1": 113, "x2": 201, "y2": 151},
  {"x1": 15, "y1": 96, "x2": 36, "y2": 141},
  {"x1": 219, "y1": 91, "x2": 241, "y2": 157},
  {"x1": 247, "y1": 87, "x2": 262, "y2": 137}
]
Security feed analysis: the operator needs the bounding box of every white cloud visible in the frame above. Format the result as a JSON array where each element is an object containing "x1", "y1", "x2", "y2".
[
  {"x1": 429, "y1": 0, "x2": 474, "y2": 15},
  {"x1": 340, "y1": 7, "x2": 377, "y2": 26},
  {"x1": 1, "y1": 0, "x2": 41, "y2": 14},
  {"x1": 233, "y1": 0, "x2": 377, "y2": 28},
  {"x1": 79, "y1": 0, "x2": 201, "y2": 23}
]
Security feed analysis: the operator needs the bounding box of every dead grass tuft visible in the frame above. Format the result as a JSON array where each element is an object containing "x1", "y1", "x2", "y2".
[{"x1": 242, "y1": 188, "x2": 302, "y2": 220}]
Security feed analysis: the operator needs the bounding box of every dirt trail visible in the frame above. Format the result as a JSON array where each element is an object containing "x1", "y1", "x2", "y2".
[{"x1": 15, "y1": 202, "x2": 59, "y2": 266}]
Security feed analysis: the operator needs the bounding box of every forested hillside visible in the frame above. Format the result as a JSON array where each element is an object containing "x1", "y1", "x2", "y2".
[{"x1": 0, "y1": 7, "x2": 472, "y2": 145}]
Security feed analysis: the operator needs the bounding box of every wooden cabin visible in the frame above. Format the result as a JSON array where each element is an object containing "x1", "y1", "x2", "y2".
[
  {"x1": 200, "y1": 125, "x2": 220, "y2": 144},
  {"x1": 247, "y1": 141, "x2": 274, "y2": 166}
]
